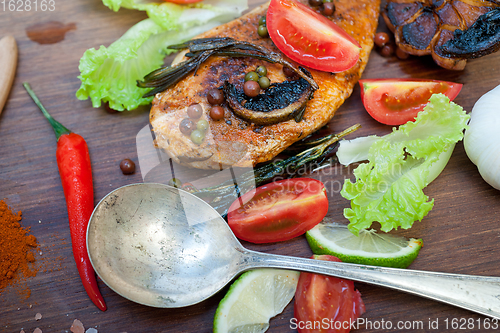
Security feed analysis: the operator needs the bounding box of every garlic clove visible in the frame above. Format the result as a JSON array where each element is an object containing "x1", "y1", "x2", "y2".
[{"x1": 464, "y1": 84, "x2": 500, "y2": 190}]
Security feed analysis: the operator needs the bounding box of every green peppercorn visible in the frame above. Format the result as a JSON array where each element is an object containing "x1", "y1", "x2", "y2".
[
  {"x1": 190, "y1": 129, "x2": 205, "y2": 145},
  {"x1": 257, "y1": 25, "x2": 268, "y2": 38},
  {"x1": 197, "y1": 119, "x2": 209, "y2": 132},
  {"x1": 245, "y1": 71, "x2": 259, "y2": 82},
  {"x1": 323, "y1": 0, "x2": 333, "y2": 2},
  {"x1": 258, "y1": 16, "x2": 266, "y2": 26},
  {"x1": 168, "y1": 178, "x2": 183, "y2": 188},
  {"x1": 255, "y1": 65, "x2": 267, "y2": 77},
  {"x1": 258, "y1": 76, "x2": 271, "y2": 89}
]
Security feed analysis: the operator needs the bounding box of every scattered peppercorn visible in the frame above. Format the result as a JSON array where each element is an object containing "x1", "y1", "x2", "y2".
[
  {"x1": 207, "y1": 88, "x2": 224, "y2": 105},
  {"x1": 210, "y1": 106, "x2": 225, "y2": 120},
  {"x1": 244, "y1": 80, "x2": 261, "y2": 98},
  {"x1": 245, "y1": 71, "x2": 259, "y2": 82},
  {"x1": 396, "y1": 47, "x2": 410, "y2": 59},
  {"x1": 309, "y1": 0, "x2": 322, "y2": 6},
  {"x1": 380, "y1": 43, "x2": 395, "y2": 57},
  {"x1": 322, "y1": 2, "x2": 335, "y2": 16},
  {"x1": 257, "y1": 25, "x2": 269, "y2": 38},
  {"x1": 187, "y1": 103, "x2": 203, "y2": 119},
  {"x1": 255, "y1": 65, "x2": 268, "y2": 77},
  {"x1": 179, "y1": 118, "x2": 196, "y2": 135},
  {"x1": 120, "y1": 158, "x2": 136, "y2": 175},
  {"x1": 258, "y1": 76, "x2": 271, "y2": 89},
  {"x1": 168, "y1": 178, "x2": 183, "y2": 188},
  {"x1": 190, "y1": 130, "x2": 205, "y2": 145},
  {"x1": 374, "y1": 32, "x2": 390, "y2": 48},
  {"x1": 197, "y1": 119, "x2": 209, "y2": 132},
  {"x1": 257, "y1": 15, "x2": 269, "y2": 38},
  {"x1": 283, "y1": 66, "x2": 297, "y2": 79}
]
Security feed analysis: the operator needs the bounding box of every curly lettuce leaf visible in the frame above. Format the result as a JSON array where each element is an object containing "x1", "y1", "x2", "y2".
[
  {"x1": 77, "y1": 0, "x2": 247, "y2": 111},
  {"x1": 340, "y1": 94, "x2": 470, "y2": 235},
  {"x1": 102, "y1": 0, "x2": 248, "y2": 30},
  {"x1": 76, "y1": 18, "x2": 232, "y2": 110}
]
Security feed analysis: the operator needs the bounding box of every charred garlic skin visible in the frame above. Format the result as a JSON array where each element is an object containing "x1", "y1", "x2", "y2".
[
  {"x1": 383, "y1": 0, "x2": 500, "y2": 70},
  {"x1": 441, "y1": 8, "x2": 500, "y2": 58}
]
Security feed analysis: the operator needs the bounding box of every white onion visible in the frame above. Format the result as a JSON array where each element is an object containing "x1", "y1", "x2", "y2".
[{"x1": 464, "y1": 84, "x2": 500, "y2": 190}]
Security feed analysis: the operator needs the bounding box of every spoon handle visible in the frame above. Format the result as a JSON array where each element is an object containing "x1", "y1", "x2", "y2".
[{"x1": 244, "y1": 250, "x2": 500, "y2": 319}]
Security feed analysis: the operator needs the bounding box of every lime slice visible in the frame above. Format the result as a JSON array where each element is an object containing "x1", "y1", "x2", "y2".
[
  {"x1": 306, "y1": 221, "x2": 422, "y2": 268},
  {"x1": 214, "y1": 269, "x2": 300, "y2": 333}
]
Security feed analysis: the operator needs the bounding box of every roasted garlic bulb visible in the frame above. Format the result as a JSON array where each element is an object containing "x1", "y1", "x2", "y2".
[{"x1": 383, "y1": 0, "x2": 500, "y2": 70}]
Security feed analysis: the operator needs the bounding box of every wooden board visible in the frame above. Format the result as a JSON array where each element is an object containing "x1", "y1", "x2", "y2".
[{"x1": 1, "y1": 0, "x2": 500, "y2": 332}]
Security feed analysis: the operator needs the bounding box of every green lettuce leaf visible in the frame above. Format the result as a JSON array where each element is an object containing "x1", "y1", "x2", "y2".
[
  {"x1": 77, "y1": 0, "x2": 247, "y2": 111},
  {"x1": 340, "y1": 94, "x2": 470, "y2": 235},
  {"x1": 102, "y1": 0, "x2": 248, "y2": 30}
]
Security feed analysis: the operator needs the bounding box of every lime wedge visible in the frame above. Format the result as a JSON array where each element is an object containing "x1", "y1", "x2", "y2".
[
  {"x1": 306, "y1": 221, "x2": 422, "y2": 268},
  {"x1": 213, "y1": 269, "x2": 300, "y2": 333}
]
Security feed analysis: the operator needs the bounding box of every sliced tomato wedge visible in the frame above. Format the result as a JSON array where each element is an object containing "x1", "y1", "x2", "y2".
[
  {"x1": 162, "y1": 0, "x2": 203, "y2": 3},
  {"x1": 360, "y1": 78, "x2": 463, "y2": 125},
  {"x1": 267, "y1": 0, "x2": 361, "y2": 73},
  {"x1": 227, "y1": 178, "x2": 328, "y2": 244},
  {"x1": 294, "y1": 255, "x2": 365, "y2": 333}
]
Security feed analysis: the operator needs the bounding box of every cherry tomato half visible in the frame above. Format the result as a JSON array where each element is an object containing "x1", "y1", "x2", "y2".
[
  {"x1": 227, "y1": 178, "x2": 328, "y2": 244},
  {"x1": 359, "y1": 78, "x2": 463, "y2": 125},
  {"x1": 294, "y1": 255, "x2": 365, "y2": 333},
  {"x1": 162, "y1": 0, "x2": 203, "y2": 3},
  {"x1": 267, "y1": 0, "x2": 361, "y2": 73}
]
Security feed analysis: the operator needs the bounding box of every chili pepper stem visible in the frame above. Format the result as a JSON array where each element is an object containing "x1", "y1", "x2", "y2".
[{"x1": 23, "y1": 82, "x2": 71, "y2": 140}]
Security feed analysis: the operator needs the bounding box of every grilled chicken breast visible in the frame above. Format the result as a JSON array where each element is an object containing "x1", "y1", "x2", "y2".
[{"x1": 150, "y1": 0, "x2": 380, "y2": 169}]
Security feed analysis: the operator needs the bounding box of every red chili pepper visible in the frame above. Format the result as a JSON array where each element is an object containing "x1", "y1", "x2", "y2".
[{"x1": 24, "y1": 83, "x2": 107, "y2": 311}]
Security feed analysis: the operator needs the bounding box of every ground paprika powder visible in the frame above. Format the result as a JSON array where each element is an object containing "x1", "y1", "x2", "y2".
[{"x1": 0, "y1": 200, "x2": 38, "y2": 296}]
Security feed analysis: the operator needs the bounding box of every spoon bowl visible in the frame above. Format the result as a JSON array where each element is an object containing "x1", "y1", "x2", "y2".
[
  {"x1": 88, "y1": 183, "x2": 500, "y2": 319},
  {"x1": 87, "y1": 183, "x2": 243, "y2": 307}
]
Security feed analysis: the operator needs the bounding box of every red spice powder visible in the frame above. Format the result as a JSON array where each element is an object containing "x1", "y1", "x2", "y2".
[{"x1": 0, "y1": 200, "x2": 39, "y2": 297}]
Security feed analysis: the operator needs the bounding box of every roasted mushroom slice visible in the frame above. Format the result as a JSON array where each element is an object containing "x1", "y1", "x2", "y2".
[
  {"x1": 383, "y1": 0, "x2": 500, "y2": 70},
  {"x1": 223, "y1": 75, "x2": 314, "y2": 125}
]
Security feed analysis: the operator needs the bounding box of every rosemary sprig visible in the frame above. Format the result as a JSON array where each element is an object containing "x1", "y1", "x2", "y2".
[
  {"x1": 138, "y1": 37, "x2": 319, "y2": 97},
  {"x1": 193, "y1": 124, "x2": 361, "y2": 217}
]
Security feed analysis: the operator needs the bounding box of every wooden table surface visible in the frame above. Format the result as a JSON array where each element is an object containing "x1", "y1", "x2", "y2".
[{"x1": 1, "y1": 0, "x2": 500, "y2": 332}]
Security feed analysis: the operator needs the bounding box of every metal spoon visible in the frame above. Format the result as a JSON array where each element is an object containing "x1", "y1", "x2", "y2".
[{"x1": 87, "y1": 183, "x2": 500, "y2": 318}]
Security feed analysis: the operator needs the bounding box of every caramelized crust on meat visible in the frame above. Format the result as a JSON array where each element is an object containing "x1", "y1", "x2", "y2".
[{"x1": 150, "y1": 0, "x2": 380, "y2": 169}]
